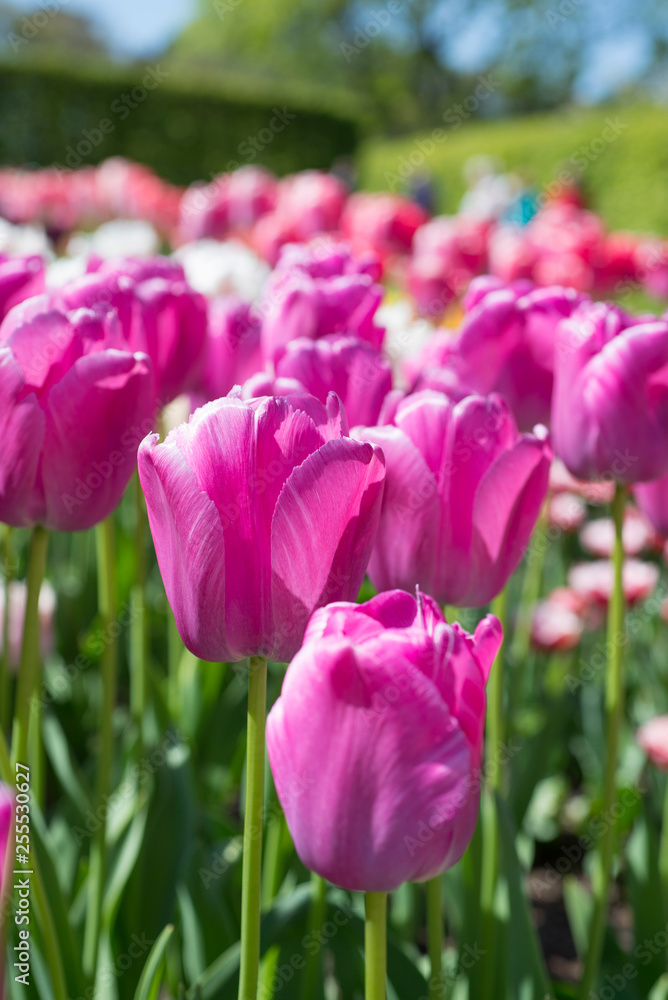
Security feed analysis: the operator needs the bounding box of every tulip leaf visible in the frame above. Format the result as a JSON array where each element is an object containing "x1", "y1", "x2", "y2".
[
  {"x1": 41, "y1": 711, "x2": 92, "y2": 820},
  {"x1": 626, "y1": 805, "x2": 666, "y2": 996},
  {"x1": 497, "y1": 794, "x2": 554, "y2": 999},
  {"x1": 133, "y1": 924, "x2": 175, "y2": 1000},
  {"x1": 30, "y1": 800, "x2": 88, "y2": 999}
]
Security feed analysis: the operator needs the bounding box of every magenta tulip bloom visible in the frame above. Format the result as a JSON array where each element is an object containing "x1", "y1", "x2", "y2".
[
  {"x1": 275, "y1": 335, "x2": 393, "y2": 429},
  {"x1": 0, "y1": 783, "x2": 12, "y2": 896},
  {"x1": 0, "y1": 255, "x2": 45, "y2": 322},
  {"x1": 0, "y1": 296, "x2": 154, "y2": 530},
  {"x1": 259, "y1": 244, "x2": 384, "y2": 363},
  {"x1": 267, "y1": 590, "x2": 501, "y2": 891},
  {"x1": 355, "y1": 390, "x2": 551, "y2": 606},
  {"x1": 418, "y1": 279, "x2": 586, "y2": 430},
  {"x1": 552, "y1": 301, "x2": 668, "y2": 483},
  {"x1": 634, "y1": 474, "x2": 668, "y2": 538},
  {"x1": 194, "y1": 296, "x2": 263, "y2": 405},
  {"x1": 138, "y1": 391, "x2": 385, "y2": 663},
  {"x1": 57, "y1": 258, "x2": 207, "y2": 404}
]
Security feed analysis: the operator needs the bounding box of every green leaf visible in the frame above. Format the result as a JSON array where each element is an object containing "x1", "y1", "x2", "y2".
[
  {"x1": 626, "y1": 805, "x2": 667, "y2": 995},
  {"x1": 133, "y1": 924, "x2": 175, "y2": 1000},
  {"x1": 31, "y1": 801, "x2": 87, "y2": 999}
]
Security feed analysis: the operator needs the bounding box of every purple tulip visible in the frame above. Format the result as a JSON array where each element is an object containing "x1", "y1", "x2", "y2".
[
  {"x1": 634, "y1": 475, "x2": 668, "y2": 537},
  {"x1": 0, "y1": 255, "x2": 45, "y2": 322},
  {"x1": 552, "y1": 301, "x2": 668, "y2": 483},
  {"x1": 0, "y1": 296, "x2": 154, "y2": 530},
  {"x1": 259, "y1": 244, "x2": 384, "y2": 363},
  {"x1": 417, "y1": 279, "x2": 585, "y2": 430},
  {"x1": 267, "y1": 589, "x2": 502, "y2": 891},
  {"x1": 0, "y1": 783, "x2": 12, "y2": 897},
  {"x1": 56, "y1": 258, "x2": 207, "y2": 404},
  {"x1": 355, "y1": 390, "x2": 551, "y2": 607},
  {"x1": 194, "y1": 295, "x2": 263, "y2": 405},
  {"x1": 138, "y1": 390, "x2": 386, "y2": 663},
  {"x1": 275, "y1": 335, "x2": 393, "y2": 429}
]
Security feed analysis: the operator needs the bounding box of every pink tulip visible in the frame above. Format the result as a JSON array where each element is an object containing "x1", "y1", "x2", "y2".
[
  {"x1": 138, "y1": 391, "x2": 385, "y2": 663},
  {"x1": 531, "y1": 597, "x2": 584, "y2": 652},
  {"x1": 275, "y1": 335, "x2": 392, "y2": 429},
  {"x1": 62, "y1": 258, "x2": 208, "y2": 404},
  {"x1": 634, "y1": 474, "x2": 668, "y2": 539},
  {"x1": 341, "y1": 192, "x2": 429, "y2": 263},
  {"x1": 260, "y1": 244, "x2": 384, "y2": 362},
  {"x1": 423, "y1": 279, "x2": 586, "y2": 430},
  {"x1": 579, "y1": 506, "x2": 657, "y2": 557},
  {"x1": 266, "y1": 589, "x2": 502, "y2": 892},
  {"x1": 0, "y1": 255, "x2": 45, "y2": 322},
  {"x1": 568, "y1": 559, "x2": 659, "y2": 607},
  {"x1": 637, "y1": 716, "x2": 668, "y2": 770},
  {"x1": 0, "y1": 296, "x2": 154, "y2": 530},
  {"x1": 552, "y1": 302, "x2": 668, "y2": 484},
  {"x1": 0, "y1": 783, "x2": 12, "y2": 897},
  {"x1": 0, "y1": 579, "x2": 56, "y2": 671},
  {"x1": 407, "y1": 216, "x2": 490, "y2": 318},
  {"x1": 355, "y1": 390, "x2": 551, "y2": 607},
  {"x1": 275, "y1": 171, "x2": 348, "y2": 239},
  {"x1": 194, "y1": 296, "x2": 263, "y2": 405},
  {"x1": 178, "y1": 166, "x2": 277, "y2": 242},
  {"x1": 548, "y1": 492, "x2": 587, "y2": 533}
]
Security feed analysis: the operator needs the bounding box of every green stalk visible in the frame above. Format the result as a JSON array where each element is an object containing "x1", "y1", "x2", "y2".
[
  {"x1": 579, "y1": 483, "x2": 626, "y2": 1000},
  {"x1": 10, "y1": 525, "x2": 49, "y2": 768},
  {"x1": 479, "y1": 586, "x2": 508, "y2": 1000},
  {"x1": 365, "y1": 892, "x2": 387, "y2": 1000},
  {"x1": 510, "y1": 503, "x2": 548, "y2": 699},
  {"x1": 258, "y1": 785, "x2": 288, "y2": 1000},
  {"x1": 426, "y1": 876, "x2": 443, "y2": 1000},
  {"x1": 130, "y1": 472, "x2": 148, "y2": 747},
  {"x1": 301, "y1": 874, "x2": 328, "y2": 1000},
  {"x1": 238, "y1": 655, "x2": 268, "y2": 1000},
  {"x1": 83, "y1": 517, "x2": 118, "y2": 978},
  {"x1": 0, "y1": 525, "x2": 14, "y2": 735},
  {"x1": 32, "y1": 861, "x2": 68, "y2": 1000},
  {"x1": 659, "y1": 776, "x2": 668, "y2": 932}
]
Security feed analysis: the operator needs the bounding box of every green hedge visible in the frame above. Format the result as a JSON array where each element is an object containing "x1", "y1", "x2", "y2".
[
  {"x1": 0, "y1": 59, "x2": 360, "y2": 183},
  {"x1": 358, "y1": 103, "x2": 668, "y2": 236}
]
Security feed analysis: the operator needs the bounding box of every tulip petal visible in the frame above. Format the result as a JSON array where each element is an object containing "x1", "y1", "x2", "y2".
[
  {"x1": 41, "y1": 349, "x2": 154, "y2": 531},
  {"x1": 271, "y1": 438, "x2": 385, "y2": 661},
  {"x1": 356, "y1": 425, "x2": 439, "y2": 595},
  {"x1": 0, "y1": 350, "x2": 45, "y2": 527},
  {"x1": 138, "y1": 432, "x2": 234, "y2": 661}
]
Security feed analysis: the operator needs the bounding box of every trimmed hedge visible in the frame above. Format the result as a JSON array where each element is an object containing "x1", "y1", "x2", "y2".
[
  {"x1": 0, "y1": 59, "x2": 360, "y2": 183},
  {"x1": 358, "y1": 103, "x2": 668, "y2": 236}
]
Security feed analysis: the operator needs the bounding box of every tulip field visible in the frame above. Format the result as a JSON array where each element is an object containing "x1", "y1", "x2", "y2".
[{"x1": 3, "y1": 156, "x2": 668, "y2": 1000}]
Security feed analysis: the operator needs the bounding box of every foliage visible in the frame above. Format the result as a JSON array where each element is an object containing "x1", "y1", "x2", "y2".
[{"x1": 0, "y1": 59, "x2": 359, "y2": 183}]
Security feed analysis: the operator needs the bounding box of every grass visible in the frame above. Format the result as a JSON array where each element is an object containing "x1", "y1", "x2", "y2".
[{"x1": 357, "y1": 101, "x2": 668, "y2": 236}]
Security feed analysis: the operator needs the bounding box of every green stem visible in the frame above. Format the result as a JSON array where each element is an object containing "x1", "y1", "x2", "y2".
[
  {"x1": 130, "y1": 472, "x2": 148, "y2": 747},
  {"x1": 426, "y1": 876, "x2": 443, "y2": 1000},
  {"x1": 579, "y1": 483, "x2": 626, "y2": 1000},
  {"x1": 660, "y1": 777, "x2": 668, "y2": 939},
  {"x1": 0, "y1": 525, "x2": 14, "y2": 736},
  {"x1": 238, "y1": 656, "x2": 268, "y2": 1000},
  {"x1": 479, "y1": 587, "x2": 508, "y2": 1000},
  {"x1": 10, "y1": 525, "x2": 49, "y2": 769},
  {"x1": 83, "y1": 517, "x2": 118, "y2": 979},
  {"x1": 301, "y1": 874, "x2": 328, "y2": 1000},
  {"x1": 365, "y1": 892, "x2": 387, "y2": 1000},
  {"x1": 257, "y1": 784, "x2": 287, "y2": 1000},
  {"x1": 32, "y1": 860, "x2": 68, "y2": 1000}
]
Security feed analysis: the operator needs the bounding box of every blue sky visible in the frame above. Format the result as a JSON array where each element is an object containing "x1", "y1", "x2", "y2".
[
  {"x1": 6, "y1": 0, "x2": 662, "y2": 101},
  {"x1": 8, "y1": 0, "x2": 197, "y2": 56}
]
